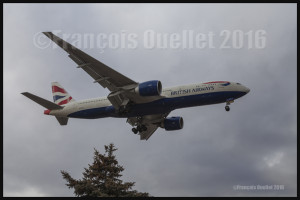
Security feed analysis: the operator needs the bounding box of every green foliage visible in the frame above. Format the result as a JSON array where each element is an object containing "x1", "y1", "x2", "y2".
[{"x1": 61, "y1": 143, "x2": 150, "y2": 197}]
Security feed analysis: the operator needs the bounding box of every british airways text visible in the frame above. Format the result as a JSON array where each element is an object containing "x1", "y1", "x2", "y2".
[{"x1": 170, "y1": 86, "x2": 214, "y2": 96}]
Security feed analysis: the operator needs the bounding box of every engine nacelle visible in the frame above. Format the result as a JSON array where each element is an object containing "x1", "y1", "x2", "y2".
[
  {"x1": 135, "y1": 80, "x2": 162, "y2": 96},
  {"x1": 163, "y1": 117, "x2": 184, "y2": 131}
]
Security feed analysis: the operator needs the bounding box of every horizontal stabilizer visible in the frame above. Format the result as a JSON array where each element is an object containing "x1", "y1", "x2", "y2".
[
  {"x1": 55, "y1": 116, "x2": 68, "y2": 125},
  {"x1": 21, "y1": 92, "x2": 62, "y2": 110}
]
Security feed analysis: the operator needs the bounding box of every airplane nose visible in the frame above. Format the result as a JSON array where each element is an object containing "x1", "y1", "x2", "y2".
[{"x1": 245, "y1": 87, "x2": 250, "y2": 93}]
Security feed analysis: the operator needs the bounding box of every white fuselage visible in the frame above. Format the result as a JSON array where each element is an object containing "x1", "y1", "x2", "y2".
[{"x1": 48, "y1": 81, "x2": 250, "y2": 119}]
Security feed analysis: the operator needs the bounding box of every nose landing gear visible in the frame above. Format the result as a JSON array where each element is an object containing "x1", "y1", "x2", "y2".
[
  {"x1": 225, "y1": 105, "x2": 230, "y2": 111},
  {"x1": 225, "y1": 98, "x2": 234, "y2": 112}
]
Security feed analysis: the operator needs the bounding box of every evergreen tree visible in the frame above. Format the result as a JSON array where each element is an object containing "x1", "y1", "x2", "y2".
[{"x1": 61, "y1": 143, "x2": 150, "y2": 197}]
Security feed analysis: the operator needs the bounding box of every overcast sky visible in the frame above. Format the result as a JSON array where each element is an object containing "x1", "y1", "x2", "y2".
[{"x1": 3, "y1": 3, "x2": 297, "y2": 197}]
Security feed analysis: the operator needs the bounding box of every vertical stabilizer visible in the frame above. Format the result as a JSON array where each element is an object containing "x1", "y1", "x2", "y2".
[{"x1": 51, "y1": 82, "x2": 75, "y2": 105}]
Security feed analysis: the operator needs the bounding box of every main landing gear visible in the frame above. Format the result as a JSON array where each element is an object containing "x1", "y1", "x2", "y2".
[
  {"x1": 225, "y1": 98, "x2": 234, "y2": 112},
  {"x1": 132, "y1": 125, "x2": 147, "y2": 134}
]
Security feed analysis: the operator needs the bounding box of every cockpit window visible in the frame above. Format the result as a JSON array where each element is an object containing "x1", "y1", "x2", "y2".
[{"x1": 236, "y1": 83, "x2": 241, "y2": 85}]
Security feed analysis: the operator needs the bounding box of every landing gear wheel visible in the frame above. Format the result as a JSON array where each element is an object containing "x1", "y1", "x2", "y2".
[
  {"x1": 136, "y1": 125, "x2": 147, "y2": 132},
  {"x1": 132, "y1": 128, "x2": 138, "y2": 134},
  {"x1": 225, "y1": 105, "x2": 230, "y2": 112},
  {"x1": 141, "y1": 125, "x2": 147, "y2": 131}
]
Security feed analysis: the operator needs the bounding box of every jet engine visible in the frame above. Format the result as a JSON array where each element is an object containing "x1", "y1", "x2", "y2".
[
  {"x1": 163, "y1": 116, "x2": 184, "y2": 131},
  {"x1": 134, "y1": 80, "x2": 162, "y2": 96}
]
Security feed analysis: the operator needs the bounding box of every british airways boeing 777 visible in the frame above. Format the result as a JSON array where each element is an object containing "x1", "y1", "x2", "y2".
[{"x1": 22, "y1": 32, "x2": 250, "y2": 140}]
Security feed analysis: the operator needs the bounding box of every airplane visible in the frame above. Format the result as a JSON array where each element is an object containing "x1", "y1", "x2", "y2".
[{"x1": 22, "y1": 32, "x2": 250, "y2": 140}]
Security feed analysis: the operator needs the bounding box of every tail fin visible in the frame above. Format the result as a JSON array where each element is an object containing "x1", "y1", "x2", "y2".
[{"x1": 51, "y1": 82, "x2": 75, "y2": 105}]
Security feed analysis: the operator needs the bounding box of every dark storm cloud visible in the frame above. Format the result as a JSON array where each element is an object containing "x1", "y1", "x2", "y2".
[{"x1": 4, "y1": 3, "x2": 296, "y2": 197}]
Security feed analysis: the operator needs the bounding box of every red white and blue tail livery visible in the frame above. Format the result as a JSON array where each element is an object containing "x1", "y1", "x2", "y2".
[
  {"x1": 22, "y1": 32, "x2": 250, "y2": 140},
  {"x1": 52, "y1": 82, "x2": 74, "y2": 105}
]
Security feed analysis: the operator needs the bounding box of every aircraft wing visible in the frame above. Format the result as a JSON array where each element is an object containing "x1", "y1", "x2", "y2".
[
  {"x1": 43, "y1": 32, "x2": 137, "y2": 92},
  {"x1": 43, "y1": 32, "x2": 163, "y2": 110},
  {"x1": 127, "y1": 113, "x2": 169, "y2": 140}
]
